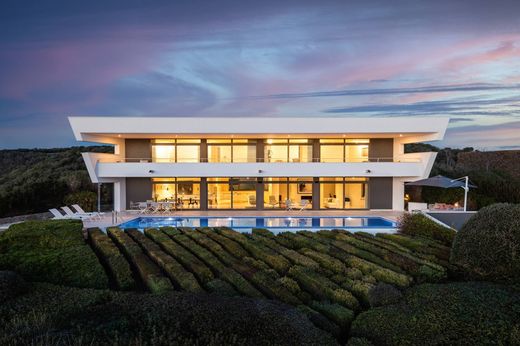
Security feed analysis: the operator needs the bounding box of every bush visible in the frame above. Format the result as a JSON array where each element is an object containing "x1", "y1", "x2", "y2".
[
  {"x1": 0, "y1": 271, "x2": 28, "y2": 302},
  {"x1": 0, "y1": 282, "x2": 336, "y2": 346},
  {"x1": 107, "y1": 227, "x2": 174, "y2": 294},
  {"x1": 398, "y1": 213, "x2": 456, "y2": 246},
  {"x1": 451, "y1": 203, "x2": 520, "y2": 283},
  {"x1": 350, "y1": 282, "x2": 520, "y2": 345},
  {"x1": 63, "y1": 190, "x2": 97, "y2": 212},
  {"x1": 367, "y1": 283, "x2": 402, "y2": 307},
  {"x1": 0, "y1": 220, "x2": 108, "y2": 289},
  {"x1": 87, "y1": 228, "x2": 135, "y2": 290}
]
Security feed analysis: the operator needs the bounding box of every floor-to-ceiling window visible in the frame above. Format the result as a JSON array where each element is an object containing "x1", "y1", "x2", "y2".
[
  {"x1": 207, "y1": 139, "x2": 257, "y2": 163},
  {"x1": 152, "y1": 139, "x2": 200, "y2": 163},
  {"x1": 264, "y1": 139, "x2": 312, "y2": 162},
  {"x1": 208, "y1": 177, "x2": 257, "y2": 209},
  {"x1": 319, "y1": 139, "x2": 369, "y2": 162},
  {"x1": 320, "y1": 177, "x2": 368, "y2": 209},
  {"x1": 263, "y1": 177, "x2": 312, "y2": 209},
  {"x1": 152, "y1": 177, "x2": 201, "y2": 209}
]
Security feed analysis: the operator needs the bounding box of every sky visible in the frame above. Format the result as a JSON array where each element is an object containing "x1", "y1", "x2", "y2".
[{"x1": 0, "y1": 0, "x2": 519, "y2": 150}]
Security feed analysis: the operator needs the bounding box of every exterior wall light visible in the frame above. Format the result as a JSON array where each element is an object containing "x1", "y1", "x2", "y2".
[
  {"x1": 258, "y1": 169, "x2": 264, "y2": 173},
  {"x1": 149, "y1": 170, "x2": 155, "y2": 173},
  {"x1": 365, "y1": 169, "x2": 371, "y2": 173}
]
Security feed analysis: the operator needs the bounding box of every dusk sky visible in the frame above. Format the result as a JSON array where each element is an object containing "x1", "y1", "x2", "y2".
[{"x1": 1, "y1": 0, "x2": 519, "y2": 150}]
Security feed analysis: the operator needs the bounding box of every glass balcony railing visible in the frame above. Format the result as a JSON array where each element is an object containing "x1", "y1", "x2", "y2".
[{"x1": 96, "y1": 156, "x2": 422, "y2": 163}]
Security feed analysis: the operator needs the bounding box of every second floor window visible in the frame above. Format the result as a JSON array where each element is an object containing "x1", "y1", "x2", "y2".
[{"x1": 152, "y1": 139, "x2": 200, "y2": 163}]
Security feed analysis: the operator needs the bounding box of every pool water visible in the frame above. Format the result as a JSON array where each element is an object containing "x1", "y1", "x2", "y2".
[{"x1": 118, "y1": 216, "x2": 396, "y2": 234}]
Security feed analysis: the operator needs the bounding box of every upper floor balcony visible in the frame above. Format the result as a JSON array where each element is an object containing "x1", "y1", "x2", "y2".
[{"x1": 83, "y1": 152, "x2": 436, "y2": 181}]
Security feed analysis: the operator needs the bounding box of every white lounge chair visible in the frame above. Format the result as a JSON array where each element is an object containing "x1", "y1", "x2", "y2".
[
  {"x1": 285, "y1": 198, "x2": 295, "y2": 211},
  {"x1": 72, "y1": 204, "x2": 104, "y2": 220},
  {"x1": 49, "y1": 208, "x2": 68, "y2": 219},
  {"x1": 61, "y1": 206, "x2": 90, "y2": 220}
]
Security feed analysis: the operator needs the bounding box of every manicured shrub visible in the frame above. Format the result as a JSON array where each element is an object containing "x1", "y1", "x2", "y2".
[
  {"x1": 107, "y1": 227, "x2": 173, "y2": 294},
  {"x1": 297, "y1": 305, "x2": 342, "y2": 339},
  {"x1": 0, "y1": 282, "x2": 336, "y2": 346},
  {"x1": 252, "y1": 228, "x2": 275, "y2": 238},
  {"x1": 347, "y1": 337, "x2": 374, "y2": 346},
  {"x1": 288, "y1": 265, "x2": 359, "y2": 310},
  {"x1": 0, "y1": 220, "x2": 108, "y2": 289},
  {"x1": 146, "y1": 228, "x2": 214, "y2": 285},
  {"x1": 309, "y1": 300, "x2": 355, "y2": 331},
  {"x1": 205, "y1": 279, "x2": 239, "y2": 297},
  {"x1": 350, "y1": 282, "x2": 520, "y2": 345},
  {"x1": 367, "y1": 283, "x2": 402, "y2": 307},
  {"x1": 198, "y1": 227, "x2": 250, "y2": 259},
  {"x1": 252, "y1": 234, "x2": 321, "y2": 270},
  {"x1": 127, "y1": 229, "x2": 201, "y2": 293},
  {"x1": 217, "y1": 228, "x2": 291, "y2": 274},
  {"x1": 300, "y1": 248, "x2": 348, "y2": 274},
  {"x1": 87, "y1": 228, "x2": 135, "y2": 290},
  {"x1": 376, "y1": 233, "x2": 451, "y2": 262},
  {"x1": 398, "y1": 212, "x2": 456, "y2": 246},
  {"x1": 0, "y1": 271, "x2": 28, "y2": 302},
  {"x1": 451, "y1": 203, "x2": 520, "y2": 283},
  {"x1": 165, "y1": 232, "x2": 263, "y2": 298}
]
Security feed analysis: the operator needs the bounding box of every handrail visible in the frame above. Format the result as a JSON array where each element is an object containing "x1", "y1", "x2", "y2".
[{"x1": 96, "y1": 156, "x2": 422, "y2": 163}]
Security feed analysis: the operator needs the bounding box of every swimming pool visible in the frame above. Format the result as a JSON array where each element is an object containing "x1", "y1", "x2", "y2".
[{"x1": 118, "y1": 216, "x2": 397, "y2": 234}]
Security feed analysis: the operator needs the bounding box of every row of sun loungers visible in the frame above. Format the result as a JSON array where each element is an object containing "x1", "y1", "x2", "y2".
[{"x1": 49, "y1": 205, "x2": 105, "y2": 221}]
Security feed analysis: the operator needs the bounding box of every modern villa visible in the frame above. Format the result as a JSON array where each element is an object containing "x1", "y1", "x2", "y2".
[{"x1": 69, "y1": 117, "x2": 449, "y2": 212}]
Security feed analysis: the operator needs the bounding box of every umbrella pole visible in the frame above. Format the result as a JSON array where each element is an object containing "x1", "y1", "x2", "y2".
[{"x1": 463, "y1": 176, "x2": 468, "y2": 212}]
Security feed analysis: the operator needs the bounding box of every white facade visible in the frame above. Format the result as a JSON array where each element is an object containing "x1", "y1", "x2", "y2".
[{"x1": 69, "y1": 116, "x2": 449, "y2": 211}]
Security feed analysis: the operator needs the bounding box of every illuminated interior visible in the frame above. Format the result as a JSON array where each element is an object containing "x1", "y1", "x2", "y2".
[{"x1": 152, "y1": 178, "x2": 201, "y2": 209}]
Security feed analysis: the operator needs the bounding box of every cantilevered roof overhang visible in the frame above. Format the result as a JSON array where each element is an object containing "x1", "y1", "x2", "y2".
[{"x1": 69, "y1": 116, "x2": 449, "y2": 143}]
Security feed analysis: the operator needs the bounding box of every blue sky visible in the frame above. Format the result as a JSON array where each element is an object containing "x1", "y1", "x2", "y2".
[{"x1": 0, "y1": 0, "x2": 519, "y2": 149}]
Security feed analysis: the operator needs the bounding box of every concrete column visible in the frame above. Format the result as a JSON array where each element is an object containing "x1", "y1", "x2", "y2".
[
  {"x1": 312, "y1": 139, "x2": 320, "y2": 162},
  {"x1": 200, "y1": 139, "x2": 208, "y2": 162},
  {"x1": 113, "y1": 178, "x2": 126, "y2": 211},
  {"x1": 200, "y1": 178, "x2": 208, "y2": 210},
  {"x1": 257, "y1": 140, "x2": 265, "y2": 162},
  {"x1": 392, "y1": 178, "x2": 405, "y2": 211},
  {"x1": 312, "y1": 177, "x2": 320, "y2": 209},
  {"x1": 256, "y1": 178, "x2": 264, "y2": 210}
]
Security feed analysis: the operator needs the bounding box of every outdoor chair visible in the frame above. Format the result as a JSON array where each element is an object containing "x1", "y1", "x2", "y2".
[
  {"x1": 61, "y1": 206, "x2": 91, "y2": 220},
  {"x1": 72, "y1": 204, "x2": 104, "y2": 220},
  {"x1": 49, "y1": 208, "x2": 68, "y2": 219},
  {"x1": 299, "y1": 200, "x2": 310, "y2": 211},
  {"x1": 285, "y1": 199, "x2": 295, "y2": 211}
]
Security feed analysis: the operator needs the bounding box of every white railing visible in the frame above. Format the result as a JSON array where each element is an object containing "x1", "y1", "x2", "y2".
[{"x1": 97, "y1": 156, "x2": 422, "y2": 163}]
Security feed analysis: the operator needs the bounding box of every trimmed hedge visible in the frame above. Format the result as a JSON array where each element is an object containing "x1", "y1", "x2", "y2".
[
  {"x1": 164, "y1": 230, "x2": 264, "y2": 298},
  {"x1": 351, "y1": 282, "x2": 520, "y2": 345},
  {"x1": 107, "y1": 227, "x2": 173, "y2": 294},
  {"x1": 216, "y1": 228, "x2": 291, "y2": 274},
  {"x1": 309, "y1": 300, "x2": 355, "y2": 331},
  {"x1": 145, "y1": 228, "x2": 214, "y2": 285},
  {"x1": 451, "y1": 203, "x2": 520, "y2": 283},
  {"x1": 367, "y1": 283, "x2": 402, "y2": 307},
  {"x1": 198, "y1": 227, "x2": 250, "y2": 259},
  {"x1": 0, "y1": 271, "x2": 28, "y2": 303},
  {"x1": 87, "y1": 228, "x2": 135, "y2": 290},
  {"x1": 0, "y1": 220, "x2": 108, "y2": 289},
  {"x1": 376, "y1": 233, "x2": 451, "y2": 262},
  {"x1": 0, "y1": 282, "x2": 336, "y2": 346},
  {"x1": 397, "y1": 212, "x2": 456, "y2": 246}
]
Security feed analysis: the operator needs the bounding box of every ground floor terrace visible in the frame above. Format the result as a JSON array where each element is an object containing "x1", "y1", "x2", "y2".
[{"x1": 123, "y1": 176, "x2": 401, "y2": 211}]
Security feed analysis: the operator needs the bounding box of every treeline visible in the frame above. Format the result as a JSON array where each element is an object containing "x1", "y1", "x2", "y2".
[
  {"x1": 0, "y1": 146, "x2": 113, "y2": 217},
  {"x1": 405, "y1": 144, "x2": 520, "y2": 209}
]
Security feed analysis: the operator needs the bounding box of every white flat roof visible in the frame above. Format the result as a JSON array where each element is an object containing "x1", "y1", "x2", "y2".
[{"x1": 69, "y1": 116, "x2": 449, "y2": 142}]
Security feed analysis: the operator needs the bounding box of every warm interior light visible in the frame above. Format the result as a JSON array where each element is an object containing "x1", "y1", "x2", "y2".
[
  {"x1": 399, "y1": 134, "x2": 403, "y2": 137},
  {"x1": 267, "y1": 139, "x2": 273, "y2": 144}
]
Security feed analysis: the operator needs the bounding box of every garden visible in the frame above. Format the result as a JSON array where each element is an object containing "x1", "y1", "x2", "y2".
[{"x1": 1, "y1": 203, "x2": 519, "y2": 345}]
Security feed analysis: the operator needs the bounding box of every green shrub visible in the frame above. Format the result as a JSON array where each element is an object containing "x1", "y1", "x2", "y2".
[
  {"x1": 87, "y1": 228, "x2": 135, "y2": 290},
  {"x1": 351, "y1": 282, "x2": 520, "y2": 345},
  {"x1": 309, "y1": 300, "x2": 355, "y2": 331},
  {"x1": 217, "y1": 228, "x2": 291, "y2": 274},
  {"x1": 146, "y1": 228, "x2": 214, "y2": 284},
  {"x1": 0, "y1": 282, "x2": 336, "y2": 346},
  {"x1": 107, "y1": 227, "x2": 173, "y2": 294},
  {"x1": 347, "y1": 337, "x2": 374, "y2": 346},
  {"x1": 398, "y1": 212, "x2": 456, "y2": 246},
  {"x1": 376, "y1": 233, "x2": 451, "y2": 262},
  {"x1": 0, "y1": 220, "x2": 108, "y2": 289},
  {"x1": 165, "y1": 232, "x2": 263, "y2": 298},
  {"x1": 198, "y1": 227, "x2": 250, "y2": 259},
  {"x1": 205, "y1": 279, "x2": 239, "y2": 297},
  {"x1": 252, "y1": 234, "x2": 321, "y2": 270},
  {"x1": 367, "y1": 283, "x2": 402, "y2": 307},
  {"x1": 451, "y1": 203, "x2": 520, "y2": 283},
  {"x1": 0, "y1": 271, "x2": 28, "y2": 303},
  {"x1": 252, "y1": 228, "x2": 275, "y2": 238},
  {"x1": 63, "y1": 190, "x2": 97, "y2": 212},
  {"x1": 297, "y1": 305, "x2": 342, "y2": 339}
]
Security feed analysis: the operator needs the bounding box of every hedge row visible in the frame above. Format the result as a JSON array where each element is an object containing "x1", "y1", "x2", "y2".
[
  {"x1": 288, "y1": 265, "x2": 359, "y2": 311},
  {"x1": 87, "y1": 228, "x2": 135, "y2": 290},
  {"x1": 279, "y1": 232, "x2": 412, "y2": 288},
  {"x1": 216, "y1": 228, "x2": 292, "y2": 275},
  {"x1": 162, "y1": 229, "x2": 264, "y2": 298},
  {"x1": 317, "y1": 230, "x2": 446, "y2": 282},
  {"x1": 0, "y1": 220, "x2": 108, "y2": 289},
  {"x1": 198, "y1": 227, "x2": 250, "y2": 259},
  {"x1": 182, "y1": 228, "x2": 301, "y2": 305},
  {"x1": 107, "y1": 227, "x2": 173, "y2": 294},
  {"x1": 145, "y1": 228, "x2": 214, "y2": 285},
  {"x1": 126, "y1": 229, "x2": 202, "y2": 293}
]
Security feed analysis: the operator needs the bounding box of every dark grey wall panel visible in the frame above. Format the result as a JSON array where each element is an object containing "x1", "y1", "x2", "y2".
[
  {"x1": 369, "y1": 177, "x2": 393, "y2": 209},
  {"x1": 126, "y1": 178, "x2": 152, "y2": 209},
  {"x1": 125, "y1": 139, "x2": 151, "y2": 161},
  {"x1": 369, "y1": 138, "x2": 393, "y2": 162}
]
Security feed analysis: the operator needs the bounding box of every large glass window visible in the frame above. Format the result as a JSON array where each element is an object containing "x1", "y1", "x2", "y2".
[
  {"x1": 208, "y1": 177, "x2": 257, "y2": 209},
  {"x1": 265, "y1": 139, "x2": 312, "y2": 162},
  {"x1": 151, "y1": 139, "x2": 200, "y2": 163},
  {"x1": 208, "y1": 139, "x2": 256, "y2": 163},
  {"x1": 263, "y1": 177, "x2": 312, "y2": 209},
  {"x1": 152, "y1": 178, "x2": 201, "y2": 209},
  {"x1": 320, "y1": 139, "x2": 369, "y2": 162},
  {"x1": 319, "y1": 177, "x2": 368, "y2": 209}
]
